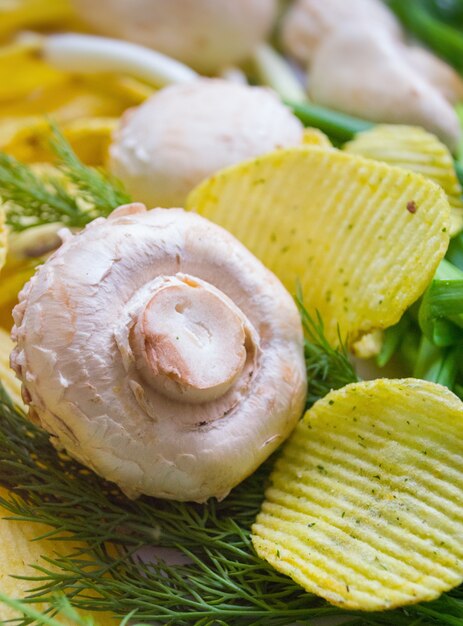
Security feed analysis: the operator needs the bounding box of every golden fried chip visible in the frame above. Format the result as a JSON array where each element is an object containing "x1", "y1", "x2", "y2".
[
  {"x1": 0, "y1": 43, "x2": 66, "y2": 103},
  {"x1": 0, "y1": 0, "x2": 76, "y2": 40},
  {"x1": 187, "y1": 147, "x2": 450, "y2": 345},
  {"x1": 63, "y1": 117, "x2": 117, "y2": 165},
  {"x1": 0, "y1": 328, "x2": 23, "y2": 407},
  {"x1": 0, "y1": 205, "x2": 6, "y2": 273},
  {"x1": 252, "y1": 378, "x2": 463, "y2": 611},
  {"x1": 302, "y1": 128, "x2": 332, "y2": 148},
  {"x1": 345, "y1": 125, "x2": 463, "y2": 235},
  {"x1": 0, "y1": 116, "x2": 117, "y2": 165},
  {"x1": 0, "y1": 486, "x2": 118, "y2": 624}
]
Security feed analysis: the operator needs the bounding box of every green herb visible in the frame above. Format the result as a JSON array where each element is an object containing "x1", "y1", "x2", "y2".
[
  {"x1": 286, "y1": 101, "x2": 373, "y2": 143},
  {"x1": 388, "y1": 0, "x2": 463, "y2": 74},
  {"x1": 378, "y1": 258, "x2": 463, "y2": 397},
  {"x1": 0, "y1": 323, "x2": 462, "y2": 624},
  {"x1": 296, "y1": 287, "x2": 359, "y2": 407},
  {"x1": 1, "y1": 127, "x2": 130, "y2": 233},
  {"x1": 49, "y1": 125, "x2": 131, "y2": 216}
]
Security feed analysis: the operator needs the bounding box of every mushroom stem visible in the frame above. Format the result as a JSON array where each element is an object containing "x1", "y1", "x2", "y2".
[
  {"x1": 22, "y1": 32, "x2": 198, "y2": 86},
  {"x1": 131, "y1": 274, "x2": 257, "y2": 404}
]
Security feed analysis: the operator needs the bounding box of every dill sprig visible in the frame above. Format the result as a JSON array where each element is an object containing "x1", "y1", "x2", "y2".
[
  {"x1": 296, "y1": 289, "x2": 359, "y2": 407},
  {"x1": 49, "y1": 126, "x2": 131, "y2": 215},
  {"x1": 0, "y1": 315, "x2": 462, "y2": 625},
  {"x1": 1, "y1": 128, "x2": 130, "y2": 233}
]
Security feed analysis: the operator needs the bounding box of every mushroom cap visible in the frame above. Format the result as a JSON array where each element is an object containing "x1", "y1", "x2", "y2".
[
  {"x1": 70, "y1": 0, "x2": 277, "y2": 73},
  {"x1": 11, "y1": 206, "x2": 307, "y2": 502},
  {"x1": 109, "y1": 79, "x2": 304, "y2": 207},
  {"x1": 281, "y1": 0, "x2": 401, "y2": 65},
  {"x1": 309, "y1": 26, "x2": 461, "y2": 152},
  {"x1": 405, "y1": 46, "x2": 463, "y2": 105}
]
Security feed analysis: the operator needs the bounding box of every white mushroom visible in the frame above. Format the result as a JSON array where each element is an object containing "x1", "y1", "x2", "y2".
[
  {"x1": 281, "y1": 0, "x2": 462, "y2": 151},
  {"x1": 309, "y1": 26, "x2": 461, "y2": 152},
  {"x1": 109, "y1": 79, "x2": 304, "y2": 207},
  {"x1": 70, "y1": 0, "x2": 277, "y2": 73},
  {"x1": 405, "y1": 45, "x2": 463, "y2": 105},
  {"x1": 11, "y1": 205, "x2": 307, "y2": 502},
  {"x1": 281, "y1": 0, "x2": 402, "y2": 65}
]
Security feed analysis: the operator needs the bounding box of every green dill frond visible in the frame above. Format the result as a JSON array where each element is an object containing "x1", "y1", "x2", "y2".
[
  {"x1": 0, "y1": 373, "x2": 462, "y2": 625},
  {"x1": 0, "y1": 152, "x2": 87, "y2": 232},
  {"x1": 295, "y1": 287, "x2": 359, "y2": 407},
  {"x1": 0, "y1": 126, "x2": 131, "y2": 234},
  {"x1": 50, "y1": 125, "x2": 131, "y2": 215},
  {"x1": 0, "y1": 592, "x2": 98, "y2": 626}
]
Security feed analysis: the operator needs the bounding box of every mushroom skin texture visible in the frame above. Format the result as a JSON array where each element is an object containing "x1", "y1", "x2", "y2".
[
  {"x1": 11, "y1": 205, "x2": 307, "y2": 502},
  {"x1": 309, "y1": 27, "x2": 461, "y2": 153},
  {"x1": 70, "y1": 0, "x2": 277, "y2": 73},
  {"x1": 281, "y1": 0, "x2": 401, "y2": 65},
  {"x1": 109, "y1": 79, "x2": 304, "y2": 207},
  {"x1": 405, "y1": 46, "x2": 463, "y2": 105}
]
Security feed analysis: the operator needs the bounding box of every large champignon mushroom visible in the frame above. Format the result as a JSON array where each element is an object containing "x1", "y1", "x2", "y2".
[
  {"x1": 70, "y1": 0, "x2": 277, "y2": 73},
  {"x1": 11, "y1": 205, "x2": 307, "y2": 502},
  {"x1": 109, "y1": 79, "x2": 304, "y2": 207},
  {"x1": 281, "y1": 0, "x2": 401, "y2": 65}
]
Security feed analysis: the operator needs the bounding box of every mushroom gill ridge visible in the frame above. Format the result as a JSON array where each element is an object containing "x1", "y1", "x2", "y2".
[{"x1": 11, "y1": 205, "x2": 307, "y2": 502}]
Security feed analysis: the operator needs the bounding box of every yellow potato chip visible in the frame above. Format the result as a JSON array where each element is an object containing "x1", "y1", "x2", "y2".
[
  {"x1": 187, "y1": 147, "x2": 450, "y2": 345},
  {"x1": 0, "y1": 43, "x2": 66, "y2": 103},
  {"x1": 0, "y1": 205, "x2": 6, "y2": 273},
  {"x1": 0, "y1": 116, "x2": 52, "y2": 162},
  {"x1": 252, "y1": 378, "x2": 463, "y2": 611},
  {"x1": 63, "y1": 116, "x2": 117, "y2": 165},
  {"x1": 0, "y1": 0, "x2": 77, "y2": 40},
  {"x1": 0, "y1": 115, "x2": 117, "y2": 165},
  {"x1": 302, "y1": 128, "x2": 332, "y2": 148},
  {"x1": 345, "y1": 125, "x2": 463, "y2": 235},
  {"x1": 0, "y1": 255, "x2": 37, "y2": 330},
  {"x1": 0, "y1": 328, "x2": 23, "y2": 407},
  {"x1": 0, "y1": 486, "x2": 118, "y2": 624}
]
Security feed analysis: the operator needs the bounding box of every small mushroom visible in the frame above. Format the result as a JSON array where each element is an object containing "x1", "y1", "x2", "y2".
[
  {"x1": 109, "y1": 79, "x2": 304, "y2": 207},
  {"x1": 281, "y1": 0, "x2": 401, "y2": 65},
  {"x1": 70, "y1": 0, "x2": 277, "y2": 73},
  {"x1": 405, "y1": 45, "x2": 463, "y2": 105},
  {"x1": 281, "y1": 0, "x2": 462, "y2": 151},
  {"x1": 11, "y1": 205, "x2": 307, "y2": 502},
  {"x1": 309, "y1": 26, "x2": 461, "y2": 152}
]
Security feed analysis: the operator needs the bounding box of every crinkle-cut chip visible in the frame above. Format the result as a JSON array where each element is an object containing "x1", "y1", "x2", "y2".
[
  {"x1": 0, "y1": 328, "x2": 23, "y2": 407},
  {"x1": 187, "y1": 147, "x2": 450, "y2": 345},
  {"x1": 345, "y1": 125, "x2": 463, "y2": 236},
  {"x1": 0, "y1": 75, "x2": 138, "y2": 126},
  {"x1": 0, "y1": 0, "x2": 77, "y2": 41},
  {"x1": 0, "y1": 205, "x2": 5, "y2": 273},
  {"x1": 302, "y1": 128, "x2": 332, "y2": 148},
  {"x1": 352, "y1": 329, "x2": 383, "y2": 359},
  {"x1": 0, "y1": 484, "x2": 118, "y2": 624},
  {"x1": 0, "y1": 42, "x2": 66, "y2": 102},
  {"x1": 0, "y1": 116, "x2": 116, "y2": 165},
  {"x1": 252, "y1": 378, "x2": 463, "y2": 611},
  {"x1": 63, "y1": 117, "x2": 117, "y2": 165}
]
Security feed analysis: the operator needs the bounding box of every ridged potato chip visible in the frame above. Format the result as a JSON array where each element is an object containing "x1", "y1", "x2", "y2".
[
  {"x1": 0, "y1": 115, "x2": 117, "y2": 165},
  {"x1": 187, "y1": 147, "x2": 450, "y2": 345},
  {"x1": 345, "y1": 125, "x2": 463, "y2": 235},
  {"x1": 252, "y1": 378, "x2": 463, "y2": 611},
  {"x1": 0, "y1": 0, "x2": 76, "y2": 41},
  {"x1": 0, "y1": 205, "x2": 5, "y2": 274},
  {"x1": 0, "y1": 42, "x2": 66, "y2": 103},
  {"x1": 302, "y1": 128, "x2": 332, "y2": 148},
  {"x1": 0, "y1": 486, "x2": 118, "y2": 624},
  {"x1": 0, "y1": 328, "x2": 22, "y2": 406}
]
